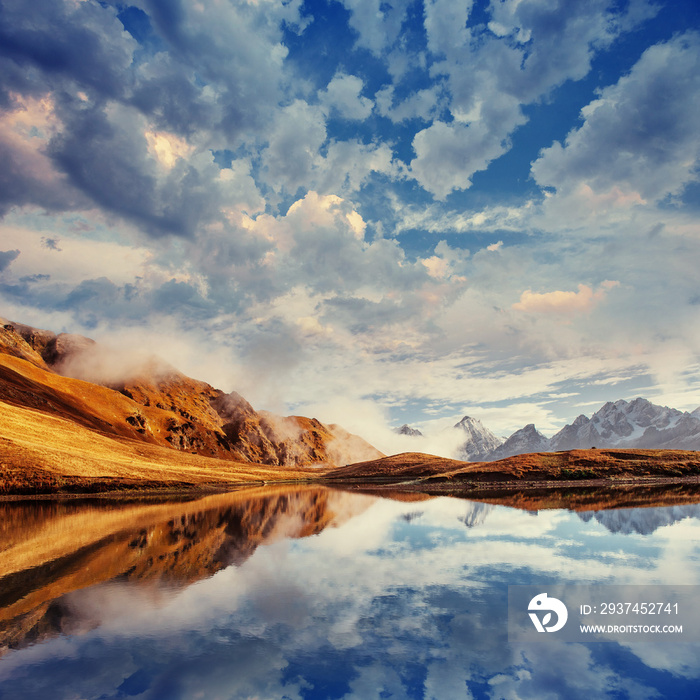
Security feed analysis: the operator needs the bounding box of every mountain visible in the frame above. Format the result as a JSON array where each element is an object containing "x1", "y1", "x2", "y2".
[
  {"x1": 463, "y1": 398, "x2": 700, "y2": 461},
  {"x1": 484, "y1": 424, "x2": 550, "y2": 461},
  {"x1": 453, "y1": 416, "x2": 503, "y2": 461},
  {"x1": 0, "y1": 320, "x2": 382, "y2": 469},
  {"x1": 395, "y1": 424, "x2": 423, "y2": 436},
  {"x1": 549, "y1": 398, "x2": 700, "y2": 452}
]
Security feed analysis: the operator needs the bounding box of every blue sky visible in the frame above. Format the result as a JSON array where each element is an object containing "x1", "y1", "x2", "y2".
[{"x1": 1, "y1": 0, "x2": 700, "y2": 448}]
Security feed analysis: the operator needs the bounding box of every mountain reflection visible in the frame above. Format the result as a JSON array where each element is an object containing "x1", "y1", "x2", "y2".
[
  {"x1": 1, "y1": 485, "x2": 700, "y2": 699},
  {"x1": 0, "y1": 486, "x2": 375, "y2": 655}
]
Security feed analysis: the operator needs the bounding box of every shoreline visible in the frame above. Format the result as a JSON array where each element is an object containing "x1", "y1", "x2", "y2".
[{"x1": 2, "y1": 473, "x2": 700, "y2": 501}]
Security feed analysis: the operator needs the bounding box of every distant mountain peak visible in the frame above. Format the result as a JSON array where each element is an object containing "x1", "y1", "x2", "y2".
[
  {"x1": 453, "y1": 415, "x2": 502, "y2": 462},
  {"x1": 395, "y1": 424, "x2": 423, "y2": 437},
  {"x1": 550, "y1": 397, "x2": 697, "y2": 452}
]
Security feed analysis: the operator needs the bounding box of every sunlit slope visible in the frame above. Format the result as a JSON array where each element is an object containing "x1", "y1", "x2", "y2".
[
  {"x1": 0, "y1": 398, "x2": 319, "y2": 494},
  {"x1": 0, "y1": 322, "x2": 383, "y2": 467}
]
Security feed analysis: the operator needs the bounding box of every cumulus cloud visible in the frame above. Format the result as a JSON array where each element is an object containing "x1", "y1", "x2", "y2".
[
  {"x1": 406, "y1": 0, "x2": 659, "y2": 198},
  {"x1": 532, "y1": 32, "x2": 700, "y2": 204},
  {"x1": 339, "y1": 0, "x2": 413, "y2": 56},
  {"x1": 410, "y1": 111, "x2": 525, "y2": 198},
  {"x1": 320, "y1": 73, "x2": 373, "y2": 120}
]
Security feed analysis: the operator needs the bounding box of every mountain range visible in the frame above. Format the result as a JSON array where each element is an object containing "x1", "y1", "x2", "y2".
[{"x1": 424, "y1": 398, "x2": 700, "y2": 461}]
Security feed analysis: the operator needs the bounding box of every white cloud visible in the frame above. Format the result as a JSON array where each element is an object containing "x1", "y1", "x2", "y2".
[
  {"x1": 424, "y1": 0, "x2": 473, "y2": 57},
  {"x1": 338, "y1": 0, "x2": 413, "y2": 56},
  {"x1": 320, "y1": 73, "x2": 373, "y2": 120},
  {"x1": 375, "y1": 85, "x2": 442, "y2": 123},
  {"x1": 410, "y1": 113, "x2": 525, "y2": 199},
  {"x1": 532, "y1": 32, "x2": 700, "y2": 203}
]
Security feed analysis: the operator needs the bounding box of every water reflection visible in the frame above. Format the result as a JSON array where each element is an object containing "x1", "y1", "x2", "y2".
[{"x1": 0, "y1": 485, "x2": 699, "y2": 698}]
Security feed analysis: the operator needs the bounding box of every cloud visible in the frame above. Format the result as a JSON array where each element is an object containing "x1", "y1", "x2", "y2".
[
  {"x1": 339, "y1": 0, "x2": 413, "y2": 56},
  {"x1": 0, "y1": 0, "x2": 136, "y2": 101},
  {"x1": 261, "y1": 101, "x2": 395, "y2": 198},
  {"x1": 410, "y1": 113, "x2": 526, "y2": 199},
  {"x1": 0, "y1": 93, "x2": 84, "y2": 215},
  {"x1": 532, "y1": 32, "x2": 700, "y2": 204},
  {"x1": 127, "y1": 0, "x2": 301, "y2": 141},
  {"x1": 375, "y1": 85, "x2": 442, "y2": 123},
  {"x1": 261, "y1": 100, "x2": 327, "y2": 195},
  {"x1": 320, "y1": 73, "x2": 373, "y2": 120},
  {"x1": 0, "y1": 249, "x2": 20, "y2": 272},
  {"x1": 406, "y1": 0, "x2": 658, "y2": 198},
  {"x1": 513, "y1": 281, "x2": 620, "y2": 316}
]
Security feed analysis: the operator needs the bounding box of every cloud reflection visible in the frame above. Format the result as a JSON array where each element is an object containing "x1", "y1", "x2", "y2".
[{"x1": 0, "y1": 491, "x2": 699, "y2": 699}]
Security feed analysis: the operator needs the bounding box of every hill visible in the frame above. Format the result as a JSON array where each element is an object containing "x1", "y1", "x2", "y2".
[
  {"x1": 322, "y1": 449, "x2": 700, "y2": 484},
  {"x1": 0, "y1": 320, "x2": 382, "y2": 470}
]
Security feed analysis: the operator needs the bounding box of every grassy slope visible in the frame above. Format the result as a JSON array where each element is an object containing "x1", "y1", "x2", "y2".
[
  {"x1": 322, "y1": 450, "x2": 700, "y2": 483},
  {"x1": 0, "y1": 399, "x2": 321, "y2": 494}
]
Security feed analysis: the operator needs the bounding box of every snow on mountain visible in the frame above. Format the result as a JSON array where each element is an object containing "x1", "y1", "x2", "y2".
[
  {"x1": 484, "y1": 424, "x2": 550, "y2": 461},
  {"x1": 438, "y1": 398, "x2": 700, "y2": 461},
  {"x1": 395, "y1": 424, "x2": 423, "y2": 437},
  {"x1": 453, "y1": 416, "x2": 503, "y2": 461},
  {"x1": 549, "y1": 414, "x2": 601, "y2": 451},
  {"x1": 550, "y1": 398, "x2": 700, "y2": 452}
]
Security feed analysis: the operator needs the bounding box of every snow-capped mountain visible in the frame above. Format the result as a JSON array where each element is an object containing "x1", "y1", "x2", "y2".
[
  {"x1": 549, "y1": 398, "x2": 700, "y2": 451},
  {"x1": 485, "y1": 424, "x2": 551, "y2": 461},
  {"x1": 395, "y1": 424, "x2": 423, "y2": 437},
  {"x1": 453, "y1": 416, "x2": 503, "y2": 461},
  {"x1": 460, "y1": 397, "x2": 700, "y2": 461}
]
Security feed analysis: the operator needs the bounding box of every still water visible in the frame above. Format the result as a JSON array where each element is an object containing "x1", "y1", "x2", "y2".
[{"x1": 0, "y1": 485, "x2": 699, "y2": 699}]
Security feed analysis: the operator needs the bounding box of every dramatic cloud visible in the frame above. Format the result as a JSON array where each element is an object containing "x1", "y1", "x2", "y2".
[{"x1": 1, "y1": 0, "x2": 698, "y2": 437}]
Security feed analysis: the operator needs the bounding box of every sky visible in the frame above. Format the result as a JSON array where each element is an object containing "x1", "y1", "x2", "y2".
[{"x1": 1, "y1": 0, "x2": 700, "y2": 449}]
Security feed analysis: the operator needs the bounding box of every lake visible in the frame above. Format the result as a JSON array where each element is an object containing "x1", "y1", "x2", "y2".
[{"x1": 0, "y1": 484, "x2": 699, "y2": 699}]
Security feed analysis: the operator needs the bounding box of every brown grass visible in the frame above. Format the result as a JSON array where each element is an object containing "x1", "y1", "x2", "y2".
[
  {"x1": 322, "y1": 450, "x2": 700, "y2": 483},
  {"x1": 0, "y1": 399, "x2": 321, "y2": 494}
]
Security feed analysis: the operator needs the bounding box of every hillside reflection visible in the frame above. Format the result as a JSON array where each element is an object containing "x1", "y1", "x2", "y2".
[
  {"x1": 1, "y1": 484, "x2": 700, "y2": 699},
  {"x1": 0, "y1": 486, "x2": 375, "y2": 655}
]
